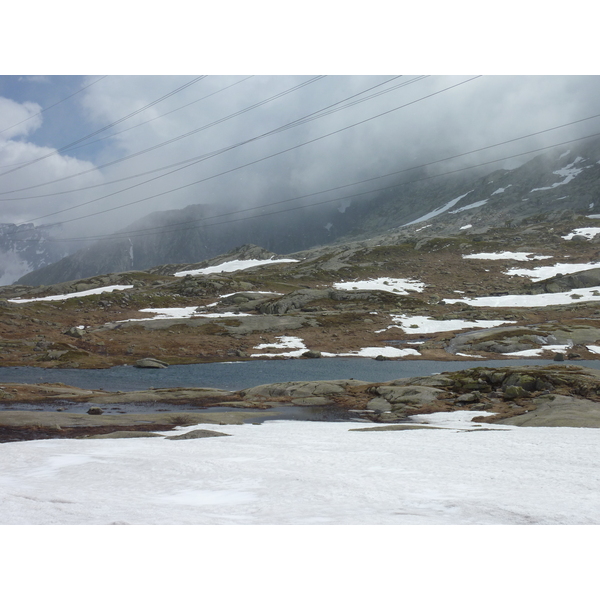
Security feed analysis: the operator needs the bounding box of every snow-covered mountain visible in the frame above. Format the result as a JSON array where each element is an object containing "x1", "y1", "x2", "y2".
[
  {"x1": 0, "y1": 223, "x2": 82, "y2": 286},
  {"x1": 15, "y1": 138, "x2": 600, "y2": 286}
]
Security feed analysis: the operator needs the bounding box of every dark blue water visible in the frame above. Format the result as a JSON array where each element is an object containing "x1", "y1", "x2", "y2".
[{"x1": 1, "y1": 358, "x2": 598, "y2": 392}]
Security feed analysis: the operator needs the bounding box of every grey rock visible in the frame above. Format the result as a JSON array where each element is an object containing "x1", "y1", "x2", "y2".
[
  {"x1": 302, "y1": 350, "x2": 322, "y2": 359},
  {"x1": 375, "y1": 385, "x2": 445, "y2": 406},
  {"x1": 166, "y1": 429, "x2": 231, "y2": 440},
  {"x1": 87, "y1": 407, "x2": 104, "y2": 415},
  {"x1": 290, "y1": 396, "x2": 334, "y2": 406},
  {"x1": 367, "y1": 397, "x2": 393, "y2": 412},
  {"x1": 64, "y1": 326, "x2": 85, "y2": 338}
]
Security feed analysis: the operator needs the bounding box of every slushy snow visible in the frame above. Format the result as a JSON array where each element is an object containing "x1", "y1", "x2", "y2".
[{"x1": 2, "y1": 414, "x2": 600, "y2": 524}]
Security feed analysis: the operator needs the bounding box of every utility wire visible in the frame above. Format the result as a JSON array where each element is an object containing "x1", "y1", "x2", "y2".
[
  {"x1": 0, "y1": 75, "x2": 411, "y2": 200},
  {"x1": 53, "y1": 128, "x2": 600, "y2": 242},
  {"x1": 0, "y1": 75, "x2": 108, "y2": 138},
  {"x1": 0, "y1": 75, "x2": 327, "y2": 198},
  {"x1": 0, "y1": 76, "x2": 253, "y2": 169},
  {"x1": 14, "y1": 75, "x2": 469, "y2": 226},
  {"x1": 0, "y1": 75, "x2": 207, "y2": 176}
]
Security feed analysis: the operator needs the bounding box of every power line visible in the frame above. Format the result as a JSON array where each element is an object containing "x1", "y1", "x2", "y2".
[
  {"x1": 0, "y1": 75, "x2": 207, "y2": 177},
  {"x1": 54, "y1": 128, "x2": 600, "y2": 243},
  {"x1": 0, "y1": 74, "x2": 412, "y2": 200},
  {"x1": 17, "y1": 76, "x2": 476, "y2": 227},
  {"x1": 0, "y1": 76, "x2": 253, "y2": 169},
  {"x1": 0, "y1": 75, "x2": 108, "y2": 139},
  {"x1": 0, "y1": 75, "x2": 327, "y2": 198}
]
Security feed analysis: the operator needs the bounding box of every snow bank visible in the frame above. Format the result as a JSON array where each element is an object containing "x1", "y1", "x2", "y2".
[
  {"x1": 445, "y1": 286, "x2": 600, "y2": 307},
  {"x1": 174, "y1": 258, "x2": 298, "y2": 277},
  {"x1": 531, "y1": 157, "x2": 586, "y2": 192},
  {"x1": 322, "y1": 346, "x2": 420, "y2": 358},
  {"x1": 117, "y1": 307, "x2": 251, "y2": 323},
  {"x1": 8, "y1": 285, "x2": 134, "y2": 303},
  {"x1": 561, "y1": 227, "x2": 600, "y2": 240},
  {"x1": 463, "y1": 252, "x2": 552, "y2": 261},
  {"x1": 506, "y1": 262, "x2": 600, "y2": 281},
  {"x1": 251, "y1": 336, "x2": 420, "y2": 358},
  {"x1": 449, "y1": 199, "x2": 488, "y2": 213},
  {"x1": 378, "y1": 314, "x2": 516, "y2": 334},
  {"x1": 334, "y1": 277, "x2": 425, "y2": 295},
  {"x1": 2, "y1": 416, "x2": 599, "y2": 524},
  {"x1": 403, "y1": 191, "x2": 473, "y2": 226}
]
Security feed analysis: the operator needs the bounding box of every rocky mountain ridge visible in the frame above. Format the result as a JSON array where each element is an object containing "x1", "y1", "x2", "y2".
[{"x1": 14, "y1": 137, "x2": 600, "y2": 287}]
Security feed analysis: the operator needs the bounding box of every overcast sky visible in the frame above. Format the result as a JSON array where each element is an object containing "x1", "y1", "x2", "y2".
[{"x1": 1, "y1": 74, "x2": 600, "y2": 240}]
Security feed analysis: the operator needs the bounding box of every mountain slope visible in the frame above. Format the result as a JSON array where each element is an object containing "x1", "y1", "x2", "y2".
[{"x1": 15, "y1": 138, "x2": 600, "y2": 286}]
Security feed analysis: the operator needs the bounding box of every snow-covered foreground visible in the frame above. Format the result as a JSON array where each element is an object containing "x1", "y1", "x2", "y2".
[{"x1": 2, "y1": 413, "x2": 600, "y2": 525}]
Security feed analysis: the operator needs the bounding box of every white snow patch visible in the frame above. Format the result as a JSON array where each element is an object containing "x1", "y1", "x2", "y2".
[
  {"x1": 503, "y1": 344, "x2": 571, "y2": 357},
  {"x1": 322, "y1": 347, "x2": 421, "y2": 358},
  {"x1": 463, "y1": 252, "x2": 553, "y2": 261},
  {"x1": 4, "y1": 417, "x2": 600, "y2": 524},
  {"x1": 445, "y1": 286, "x2": 600, "y2": 307},
  {"x1": 403, "y1": 191, "x2": 473, "y2": 226},
  {"x1": 449, "y1": 199, "x2": 488, "y2": 213},
  {"x1": 561, "y1": 227, "x2": 600, "y2": 240},
  {"x1": 252, "y1": 336, "x2": 308, "y2": 357},
  {"x1": 174, "y1": 258, "x2": 299, "y2": 277},
  {"x1": 531, "y1": 157, "x2": 585, "y2": 192},
  {"x1": 460, "y1": 224, "x2": 472, "y2": 230},
  {"x1": 333, "y1": 277, "x2": 425, "y2": 295},
  {"x1": 491, "y1": 185, "x2": 512, "y2": 195},
  {"x1": 506, "y1": 262, "x2": 600, "y2": 281},
  {"x1": 117, "y1": 307, "x2": 252, "y2": 323},
  {"x1": 8, "y1": 285, "x2": 134, "y2": 304},
  {"x1": 380, "y1": 314, "x2": 516, "y2": 334}
]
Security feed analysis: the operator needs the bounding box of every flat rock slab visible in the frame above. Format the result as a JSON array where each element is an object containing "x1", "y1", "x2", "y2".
[
  {"x1": 0, "y1": 410, "x2": 277, "y2": 428},
  {"x1": 497, "y1": 395, "x2": 600, "y2": 427},
  {"x1": 349, "y1": 424, "x2": 447, "y2": 432},
  {"x1": 85, "y1": 431, "x2": 165, "y2": 439},
  {"x1": 166, "y1": 429, "x2": 231, "y2": 440},
  {"x1": 290, "y1": 396, "x2": 334, "y2": 406}
]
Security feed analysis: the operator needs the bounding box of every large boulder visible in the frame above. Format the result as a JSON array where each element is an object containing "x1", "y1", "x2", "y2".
[{"x1": 134, "y1": 358, "x2": 169, "y2": 368}]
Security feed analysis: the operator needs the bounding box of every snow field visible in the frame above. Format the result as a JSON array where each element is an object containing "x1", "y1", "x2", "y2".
[
  {"x1": 445, "y1": 286, "x2": 600, "y2": 307},
  {"x1": 462, "y1": 251, "x2": 553, "y2": 261},
  {"x1": 378, "y1": 314, "x2": 516, "y2": 334},
  {"x1": 2, "y1": 413, "x2": 600, "y2": 525}
]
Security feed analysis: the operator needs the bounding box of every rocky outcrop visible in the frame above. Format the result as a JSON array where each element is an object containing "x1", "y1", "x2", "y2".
[
  {"x1": 447, "y1": 325, "x2": 600, "y2": 355},
  {"x1": 530, "y1": 268, "x2": 600, "y2": 294}
]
